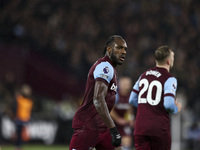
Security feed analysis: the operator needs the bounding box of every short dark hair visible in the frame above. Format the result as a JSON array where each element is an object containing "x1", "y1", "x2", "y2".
[
  {"x1": 103, "y1": 35, "x2": 123, "y2": 55},
  {"x1": 155, "y1": 45, "x2": 171, "y2": 64}
]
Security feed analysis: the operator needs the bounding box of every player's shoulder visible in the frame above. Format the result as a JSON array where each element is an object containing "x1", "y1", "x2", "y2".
[
  {"x1": 92, "y1": 57, "x2": 115, "y2": 82},
  {"x1": 164, "y1": 77, "x2": 177, "y2": 95},
  {"x1": 151, "y1": 67, "x2": 173, "y2": 77},
  {"x1": 140, "y1": 67, "x2": 175, "y2": 83},
  {"x1": 93, "y1": 57, "x2": 114, "y2": 71},
  {"x1": 95, "y1": 62, "x2": 114, "y2": 73},
  {"x1": 165, "y1": 77, "x2": 177, "y2": 86}
]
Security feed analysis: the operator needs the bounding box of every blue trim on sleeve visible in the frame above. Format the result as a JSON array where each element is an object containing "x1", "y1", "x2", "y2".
[
  {"x1": 129, "y1": 91, "x2": 138, "y2": 107},
  {"x1": 164, "y1": 96, "x2": 178, "y2": 114},
  {"x1": 164, "y1": 77, "x2": 177, "y2": 96},
  {"x1": 93, "y1": 62, "x2": 114, "y2": 83},
  {"x1": 129, "y1": 76, "x2": 141, "y2": 107},
  {"x1": 132, "y1": 76, "x2": 141, "y2": 91}
]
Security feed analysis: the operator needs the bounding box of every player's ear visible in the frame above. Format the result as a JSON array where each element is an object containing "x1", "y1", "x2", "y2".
[
  {"x1": 107, "y1": 46, "x2": 112, "y2": 54},
  {"x1": 166, "y1": 58, "x2": 170, "y2": 65}
]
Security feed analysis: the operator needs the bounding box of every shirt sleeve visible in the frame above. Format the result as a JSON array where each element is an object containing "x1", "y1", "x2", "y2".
[
  {"x1": 164, "y1": 96, "x2": 178, "y2": 114},
  {"x1": 93, "y1": 62, "x2": 114, "y2": 84},
  {"x1": 164, "y1": 77, "x2": 177, "y2": 97},
  {"x1": 129, "y1": 76, "x2": 141, "y2": 107},
  {"x1": 129, "y1": 91, "x2": 138, "y2": 107},
  {"x1": 163, "y1": 77, "x2": 178, "y2": 114}
]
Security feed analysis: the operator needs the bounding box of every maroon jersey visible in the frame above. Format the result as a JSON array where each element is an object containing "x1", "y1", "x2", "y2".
[
  {"x1": 114, "y1": 93, "x2": 131, "y2": 119},
  {"x1": 132, "y1": 67, "x2": 176, "y2": 137},
  {"x1": 72, "y1": 56, "x2": 118, "y2": 131},
  {"x1": 114, "y1": 93, "x2": 133, "y2": 136}
]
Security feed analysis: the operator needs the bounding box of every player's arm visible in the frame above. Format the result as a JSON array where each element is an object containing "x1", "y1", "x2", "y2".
[
  {"x1": 93, "y1": 81, "x2": 121, "y2": 147},
  {"x1": 129, "y1": 77, "x2": 141, "y2": 107},
  {"x1": 93, "y1": 62, "x2": 116, "y2": 128},
  {"x1": 164, "y1": 96, "x2": 178, "y2": 114},
  {"x1": 164, "y1": 77, "x2": 182, "y2": 114},
  {"x1": 93, "y1": 62, "x2": 121, "y2": 147},
  {"x1": 93, "y1": 80, "x2": 115, "y2": 128}
]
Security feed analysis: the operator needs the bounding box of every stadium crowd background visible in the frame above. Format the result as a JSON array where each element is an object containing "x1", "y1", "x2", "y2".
[{"x1": 0, "y1": 0, "x2": 200, "y2": 149}]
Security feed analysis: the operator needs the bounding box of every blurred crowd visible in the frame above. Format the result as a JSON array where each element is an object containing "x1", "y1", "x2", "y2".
[{"x1": 0, "y1": 0, "x2": 200, "y2": 147}]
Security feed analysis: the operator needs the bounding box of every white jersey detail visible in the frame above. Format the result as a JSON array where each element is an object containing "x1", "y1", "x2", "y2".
[{"x1": 110, "y1": 83, "x2": 117, "y2": 92}]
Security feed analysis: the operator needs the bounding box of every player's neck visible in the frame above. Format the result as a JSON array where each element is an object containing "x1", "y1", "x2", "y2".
[
  {"x1": 105, "y1": 54, "x2": 117, "y2": 67},
  {"x1": 156, "y1": 64, "x2": 170, "y2": 72}
]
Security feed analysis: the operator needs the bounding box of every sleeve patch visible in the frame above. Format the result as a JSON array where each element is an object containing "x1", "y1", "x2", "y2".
[
  {"x1": 99, "y1": 74, "x2": 109, "y2": 79},
  {"x1": 103, "y1": 66, "x2": 109, "y2": 74},
  {"x1": 172, "y1": 82, "x2": 176, "y2": 90},
  {"x1": 93, "y1": 62, "x2": 114, "y2": 83},
  {"x1": 164, "y1": 77, "x2": 177, "y2": 96}
]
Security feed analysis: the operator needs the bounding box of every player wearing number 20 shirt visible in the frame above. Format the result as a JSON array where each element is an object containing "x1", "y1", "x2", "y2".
[{"x1": 129, "y1": 46, "x2": 182, "y2": 150}]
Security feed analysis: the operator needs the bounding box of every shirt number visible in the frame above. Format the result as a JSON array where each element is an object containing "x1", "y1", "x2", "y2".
[{"x1": 138, "y1": 79, "x2": 162, "y2": 106}]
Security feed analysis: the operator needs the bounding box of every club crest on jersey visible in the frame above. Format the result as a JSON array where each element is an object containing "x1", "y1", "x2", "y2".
[
  {"x1": 103, "y1": 66, "x2": 109, "y2": 74},
  {"x1": 110, "y1": 83, "x2": 117, "y2": 92}
]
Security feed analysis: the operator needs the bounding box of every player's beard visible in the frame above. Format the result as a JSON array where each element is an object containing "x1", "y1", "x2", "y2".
[{"x1": 110, "y1": 52, "x2": 123, "y2": 66}]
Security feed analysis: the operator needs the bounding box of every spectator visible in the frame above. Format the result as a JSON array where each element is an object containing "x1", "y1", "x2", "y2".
[{"x1": 13, "y1": 84, "x2": 34, "y2": 150}]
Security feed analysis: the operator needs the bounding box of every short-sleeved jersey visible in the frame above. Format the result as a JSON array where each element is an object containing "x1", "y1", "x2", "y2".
[
  {"x1": 132, "y1": 67, "x2": 177, "y2": 137},
  {"x1": 72, "y1": 56, "x2": 118, "y2": 131}
]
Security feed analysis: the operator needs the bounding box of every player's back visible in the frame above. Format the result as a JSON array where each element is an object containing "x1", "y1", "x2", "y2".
[{"x1": 134, "y1": 67, "x2": 173, "y2": 137}]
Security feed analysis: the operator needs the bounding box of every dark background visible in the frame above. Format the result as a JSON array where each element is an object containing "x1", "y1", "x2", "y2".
[{"x1": 0, "y1": 0, "x2": 200, "y2": 149}]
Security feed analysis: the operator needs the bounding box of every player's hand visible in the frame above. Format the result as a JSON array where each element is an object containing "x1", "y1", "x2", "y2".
[
  {"x1": 109, "y1": 127, "x2": 121, "y2": 147},
  {"x1": 175, "y1": 98, "x2": 182, "y2": 112}
]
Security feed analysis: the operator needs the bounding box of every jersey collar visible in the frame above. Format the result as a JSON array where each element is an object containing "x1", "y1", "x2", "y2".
[{"x1": 104, "y1": 55, "x2": 115, "y2": 68}]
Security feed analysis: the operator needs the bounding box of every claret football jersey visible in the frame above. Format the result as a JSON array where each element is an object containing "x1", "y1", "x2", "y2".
[
  {"x1": 114, "y1": 93, "x2": 131, "y2": 119},
  {"x1": 132, "y1": 67, "x2": 177, "y2": 137},
  {"x1": 72, "y1": 56, "x2": 118, "y2": 131}
]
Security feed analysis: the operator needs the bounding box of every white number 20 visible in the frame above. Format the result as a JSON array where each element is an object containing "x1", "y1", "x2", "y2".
[{"x1": 138, "y1": 79, "x2": 162, "y2": 106}]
